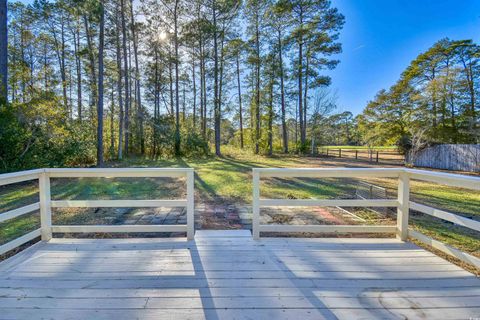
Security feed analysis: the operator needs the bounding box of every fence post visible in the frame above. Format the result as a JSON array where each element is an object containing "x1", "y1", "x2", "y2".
[
  {"x1": 186, "y1": 169, "x2": 195, "y2": 240},
  {"x1": 326, "y1": 149, "x2": 329, "y2": 156},
  {"x1": 39, "y1": 171, "x2": 52, "y2": 241},
  {"x1": 339, "y1": 149, "x2": 342, "y2": 158},
  {"x1": 252, "y1": 169, "x2": 260, "y2": 240},
  {"x1": 376, "y1": 151, "x2": 379, "y2": 163},
  {"x1": 355, "y1": 150, "x2": 358, "y2": 159},
  {"x1": 396, "y1": 172, "x2": 410, "y2": 241}
]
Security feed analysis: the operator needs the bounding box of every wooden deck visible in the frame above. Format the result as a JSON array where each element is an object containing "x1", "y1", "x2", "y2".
[{"x1": 0, "y1": 230, "x2": 479, "y2": 320}]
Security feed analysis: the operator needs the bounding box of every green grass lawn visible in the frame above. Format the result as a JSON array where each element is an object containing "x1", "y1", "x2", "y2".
[{"x1": 1, "y1": 146, "x2": 478, "y2": 259}]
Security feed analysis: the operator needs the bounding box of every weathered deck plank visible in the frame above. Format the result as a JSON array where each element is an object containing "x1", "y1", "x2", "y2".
[{"x1": 0, "y1": 230, "x2": 479, "y2": 319}]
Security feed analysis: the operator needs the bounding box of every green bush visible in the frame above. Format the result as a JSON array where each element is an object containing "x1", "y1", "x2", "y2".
[
  {"x1": 150, "y1": 116, "x2": 209, "y2": 158},
  {"x1": 296, "y1": 139, "x2": 312, "y2": 154},
  {"x1": 150, "y1": 115, "x2": 176, "y2": 158},
  {"x1": 0, "y1": 97, "x2": 95, "y2": 172},
  {"x1": 181, "y1": 130, "x2": 209, "y2": 157}
]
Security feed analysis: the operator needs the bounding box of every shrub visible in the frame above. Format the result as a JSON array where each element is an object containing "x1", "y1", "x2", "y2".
[
  {"x1": 0, "y1": 98, "x2": 95, "y2": 172},
  {"x1": 181, "y1": 130, "x2": 209, "y2": 157}
]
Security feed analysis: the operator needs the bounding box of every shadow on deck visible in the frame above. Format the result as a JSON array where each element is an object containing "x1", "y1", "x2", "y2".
[{"x1": 0, "y1": 230, "x2": 479, "y2": 319}]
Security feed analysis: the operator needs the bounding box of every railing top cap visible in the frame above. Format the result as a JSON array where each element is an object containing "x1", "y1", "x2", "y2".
[
  {"x1": 251, "y1": 167, "x2": 479, "y2": 178},
  {"x1": 0, "y1": 168, "x2": 43, "y2": 178},
  {"x1": 405, "y1": 168, "x2": 480, "y2": 180},
  {"x1": 252, "y1": 167, "x2": 401, "y2": 171},
  {"x1": 252, "y1": 167, "x2": 404, "y2": 171},
  {"x1": 45, "y1": 167, "x2": 194, "y2": 172}
]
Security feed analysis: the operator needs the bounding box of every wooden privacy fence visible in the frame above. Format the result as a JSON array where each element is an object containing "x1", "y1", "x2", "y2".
[
  {"x1": 0, "y1": 168, "x2": 195, "y2": 255},
  {"x1": 407, "y1": 144, "x2": 480, "y2": 172},
  {"x1": 318, "y1": 148, "x2": 404, "y2": 163},
  {"x1": 252, "y1": 167, "x2": 480, "y2": 268}
]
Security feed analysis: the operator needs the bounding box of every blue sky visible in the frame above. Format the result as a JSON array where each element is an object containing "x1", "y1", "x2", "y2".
[{"x1": 327, "y1": 0, "x2": 480, "y2": 115}]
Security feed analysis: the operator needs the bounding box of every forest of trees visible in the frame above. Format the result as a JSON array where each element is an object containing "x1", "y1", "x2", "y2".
[
  {"x1": 358, "y1": 39, "x2": 480, "y2": 149},
  {"x1": 0, "y1": 0, "x2": 478, "y2": 172},
  {"x1": 0, "y1": 0, "x2": 347, "y2": 170}
]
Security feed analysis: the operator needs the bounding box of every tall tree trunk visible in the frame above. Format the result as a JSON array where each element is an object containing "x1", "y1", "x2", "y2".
[
  {"x1": 127, "y1": 35, "x2": 133, "y2": 150},
  {"x1": 236, "y1": 54, "x2": 243, "y2": 149},
  {"x1": 49, "y1": 12, "x2": 69, "y2": 110},
  {"x1": 297, "y1": 6, "x2": 305, "y2": 146},
  {"x1": 110, "y1": 85, "x2": 115, "y2": 158},
  {"x1": 96, "y1": 0, "x2": 105, "y2": 167},
  {"x1": 83, "y1": 15, "x2": 97, "y2": 119},
  {"x1": 129, "y1": 0, "x2": 144, "y2": 154},
  {"x1": 20, "y1": 12, "x2": 25, "y2": 103},
  {"x1": 60, "y1": 15, "x2": 68, "y2": 111},
  {"x1": 441, "y1": 60, "x2": 450, "y2": 129},
  {"x1": 278, "y1": 31, "x2": 287, "y2": 153},
  {"x1": 43, "y1": 42, "x2": 48, "y2": 91},
  {"x1": 217, "y1": 27, "x2": 227, "y2": 153},
  {"x1": 73, "y1": 22, "x2": 83, "y2": 120},
  {"x1": 461, "y1": 58, "x2": 477, "y2": 127},
  {"x1": 169, "y1": 51, "x2": 174, "y2": 115},
  {"x1": 303, "y1": 49, "x2": 309, "y2": 144},
  {"x1": 449, "y1": 85, "x2": 456, "y2": 135},
  {"x1": 249, "y1": 70, "x2": 255, "y2": 144},
  {"x1": 174, "y1": 0, "x2": 181, "y2": 155},
  {"x1": 182, "y1": 80, "x2": 186, "y2": 122},
  {"x1": 0, "y1": 0, "x2": 7, "y2": 100},
  {"x1": 115, "y1": 8, "x2": 124, "y2": 160},
  {"x1": 10, "y1": 22, "x2": 15, "y2": 101},
  {"x1": 202, "y1": 42, "x2": 207, "y2": 137},
  {"x1": 431, "y1": 70, "x2": 437, "y2": 128},
  {"x1": 295, "y1": 100, "x2": 298, "y2": 146},
  {"x1": 254, "y1": 10, "x2": 260, "y2": 154},
  {"x1": 192, "y1": 58, "x2": 196, "y2": 128},
  {"x1": 218, "y1": 29, "x2": 225, "y2": 118},
  {"x1": 199, "y1": 38, "x2": 204, "y2": 135},
  {"x1": 467, "y1": 64, "x2": 476, "y2": 121},
  {"x1": 267, "y1": 64, "x2": 273, "y2": 156},
  {"x1": 213, "y1": 0, "x2": 221, "y2": 156},
  {"x1": 120, "y1": 0, "x2": 130, "y2": 156},
  {"x1": 152, "y1": 46, "x2": 159, "y2": 158},
  {"x1": 69, "y1": 61, "x2": 73, "y2": 117}
]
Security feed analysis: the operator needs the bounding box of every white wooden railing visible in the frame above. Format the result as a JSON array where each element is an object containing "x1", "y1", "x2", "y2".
[
  {"x1": 0, "y1": 168, "x2": 195, "y2": 255},
  {"x1": 252, "y1": 167, "x2": 480, "y2": 268},
  {"x1": 2, "y1": 166, "x2": 479, "y2": 268}
]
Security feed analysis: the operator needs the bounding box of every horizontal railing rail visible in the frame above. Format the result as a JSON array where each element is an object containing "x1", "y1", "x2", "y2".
[
  {"x1": 45, "y1": 168, "x2": 195, "y2": 241},
  {"x1": 406, "y1": 170, "x2": 480, "y2": 268},
  {"x1": 252, "y1": 168, "x2": 402, "y2": 240},
  {"x1": 252, "y1": 167, "x2": 480, "y2": 268},
  {"x1": 2, "y1": 166, "x2": 478, "y2": 269},
  {"x1": 0, "y1": 168, "x2": 195, "y2": 255},
  {"x1": 0, "y1": 170, "x2": 43, "y2": 255}
]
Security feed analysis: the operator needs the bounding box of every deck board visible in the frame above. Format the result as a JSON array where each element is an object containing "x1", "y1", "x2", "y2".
[{"x1": 0, "y1": 230, "x2": 479, "y2": 319}]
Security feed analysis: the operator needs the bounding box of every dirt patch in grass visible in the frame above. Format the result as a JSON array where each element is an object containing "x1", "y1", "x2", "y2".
[{"x1": 270, "y1": 214, "x2": 294, "y2": 224}]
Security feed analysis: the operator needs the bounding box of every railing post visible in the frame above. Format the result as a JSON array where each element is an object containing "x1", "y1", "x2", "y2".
[
  {"x1": 396, "y1": 171, "x2": 410, "y2": 241},
  {"x1": 252, "y1": 169, "x2": 260, "y2": 240},
  {"x1": 39, "y1": 170, "x2": 52, "y2": 241},
  {"x1": 186, "y1": 170, "x2": 195, "y2": 240}
]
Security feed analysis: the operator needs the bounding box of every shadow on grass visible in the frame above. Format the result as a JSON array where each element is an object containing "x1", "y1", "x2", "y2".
[
  {"x1": 262, "y1": 177, "x2": 358, "y2": 200},
  {"x1": 410, "y1": 191, "x2": 480, "y2": 217}
]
